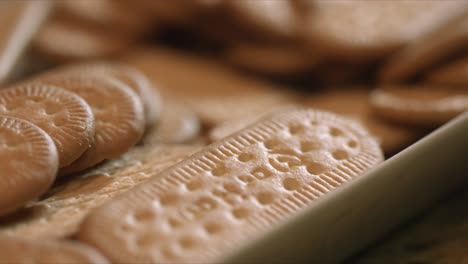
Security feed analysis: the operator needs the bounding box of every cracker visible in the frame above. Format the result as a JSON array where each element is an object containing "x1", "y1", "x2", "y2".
[
  {"x1": 0, "y1": 116, "x2": 58, "y2": 216},
  {"x1": 370, "y1": 86, "x2": 468, "y2": 127},
  {"x1": 379, "y1": 13, "x2": 468, "y2": 82},
  {"x1": 0, "y1": 84, "x2": 95, "y2": 167},
  {"x1": 0, "y1": 235, "x2": 109, "y2": 264},
  {"x1": 304, "y1": 1, "x2": 468, "y2": 62},
  {"x1": 302, "y1": 87, "x2": 426, "y2": 154},
  {"x1": 78, "y1": 109, "x2": 383, "y2": 263},
  {"x1": 0, "y1": 0, "x2": 52, "y2": 84},
  {"x1": 425, "y1": 57, "x2": 468, "y2": 88},
  {"x1": 37, "y1": 74, "x2": 145, "y2": 174},
  {"x1": 143, "y1": 102, "x2": 200, "y2": 145},
  {"x1": 122, "y1": 47, "x2": 296, "y2": 126},
  {"x1": 0, "y1": 145, "x2": 199, "y2": 239}
]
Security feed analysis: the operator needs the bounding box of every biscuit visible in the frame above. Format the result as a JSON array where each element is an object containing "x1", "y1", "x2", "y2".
[
  {"x1": 304, "y1": 1, "x2": 468, "y2": 63},
  {"x1": 78, "y1": 109, "x2": 383, "y2": 263},
  {"x1": 224, "y1": 42, "x2": 316, "y2": 75},
  {"x1": 47, "y1": 62, "x2": 162, "y2": 127},
  {"x1": 0, "y1": 84, "x2": 95, "y2": 167},
  {"x1": 0, "y1": 0, "x2": 52, "y2": 84},
  {"x1": 122, "y1": 47, "x2": 296, "y2": 126},
  {"x1": 0, "y1": 145, "x2": 199, "y2": 239},
  {"x1": 34, "y1": 15, "x2": 130, "y2": 62},
  {"x1": 224, "y1": 0, "x2": 300, "y2": 40},
  {"x1": 38, "y1": 74, "x2": 145, "y2": 174},
  {"x1": 379, "y1": 12, "x2": 468, "y2": 83},
  {"x1": 302, "y1": 87, "x2": 427, "y2": 154},
  {"x1": 425, "y1": 57, "x2": 468, "y2": 87},
  {"x1": 143, "y1": 102, "x2": 200, "y2": 145},
  {"x1": 57, "y1": 0, "x2": 153, "y2": 36},
  {"x1": 370, "y1": 86, "x2": 468, "y2": 127},
  {"x1": 0, "y1": 116, "x2": 58, "y2": 216},
  {"x1": 0, "y1": 235, "x2": 109, "y2": 264}
]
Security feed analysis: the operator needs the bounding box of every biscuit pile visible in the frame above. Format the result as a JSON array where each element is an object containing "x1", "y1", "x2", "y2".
[
  {"x1": 0, "y1": 0, "x2": 467, "y2": 263},
  {"x1": 0, "y1": 63, "x2": 159, "y2": 214}
]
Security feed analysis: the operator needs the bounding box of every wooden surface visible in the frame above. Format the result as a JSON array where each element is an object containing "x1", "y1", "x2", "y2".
[{"x1": 348, "y1": 183, "x2": 468, "y2": 263}]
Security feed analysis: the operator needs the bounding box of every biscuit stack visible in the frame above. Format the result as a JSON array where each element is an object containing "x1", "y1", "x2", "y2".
[{"x1": 0, "y1": 63, "x2": 159, "y2": 216}]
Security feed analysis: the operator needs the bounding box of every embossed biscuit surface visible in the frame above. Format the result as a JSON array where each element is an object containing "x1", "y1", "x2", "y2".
[
  {"x1": 0, "y1": 116, "x2": 58, "y2": 216},
  {"x1": 0, "y1": 84, "x2": 95, "y2": 167},
  {"x1": 78, "y1": 109, "x2": 383, "y2": 263}
]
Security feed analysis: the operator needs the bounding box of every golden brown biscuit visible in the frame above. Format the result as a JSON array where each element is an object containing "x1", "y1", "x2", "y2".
[
  {"x1": 379, "y1": 13, "x2": 468, "y2": 83},
  {"x1": 0, "y1": 0, "x2": 52, "y2": 84},
  {"x1": 45, "y1": 62, "x2": 162, "y2": 127},
  {"x1": 224, "y1": 0, "x2": 300, "y2": 40},
  {"x1": 0, "y1": 116, "x2": 58, "y2": 216},
  {"x1": 425, "y1": 57, "x2": 468, "y2": 87},
  {"x1": 34, "y1": 16, "x2": 130, "y2": 62},
  {"x1": 0, "y1": 84, "x2": 95, "y2": 167},
  {"x1": 223, "y1": 0, "x2": 299, "y2": 39},
  {"x1": 304, "y1": 1, "x2": 468, "y2": 63},
  {"x1": 225, "y1": 41, "x2": 316, "y2": 75},
  {"x1": 57, "y1": 0, "x2": 153, "y2": 36},
  {"x1": 370, "y1": 86, "x2": 468, "y2": 127},
  {"x1": 78, "y1": 109, "x2": 383, "y2": 263},
  {"x1": 37, "y1": 74, "x2": 145, "y2": 174},
  {"x1": 0, "y1": 235, "x2": 109, "y2": 264},
  {"x1": 302, "y1": 87, "x2": 427, "y2": 154},
  {"x1": 122, "y1": 47, "x2": 296, "y2": 127},
  {"x1": 0, "y1": 145, "x2": 199, "y2": 239}
]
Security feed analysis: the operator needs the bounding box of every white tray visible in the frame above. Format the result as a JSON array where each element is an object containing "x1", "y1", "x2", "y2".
[{"x1": 221, "y1": 112, "x2": 468, "y2": 264}]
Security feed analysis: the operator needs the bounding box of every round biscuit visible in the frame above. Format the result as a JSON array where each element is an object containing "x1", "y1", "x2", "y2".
[
  {"x1": 0, "y1": 84, "x2": 95, "y2": 167},
  {"x1": 0, "y1": 116, "x2": 58, "y2": 216},
  {"x1": 304, "y1": 1, "x2": 468, "y2": 62},
  {"x1": 47, "y1": 62, "x2": 162, "y2": 127},
  {"x1": 370, "y1": 86, "x2": 468, "y2": 127},
  {"x1": 34, "y1": 16, "x2": 130, "y2": 62},
  {"x1": 38, "y1": 74, "x2": 145, "y2": 174}
]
